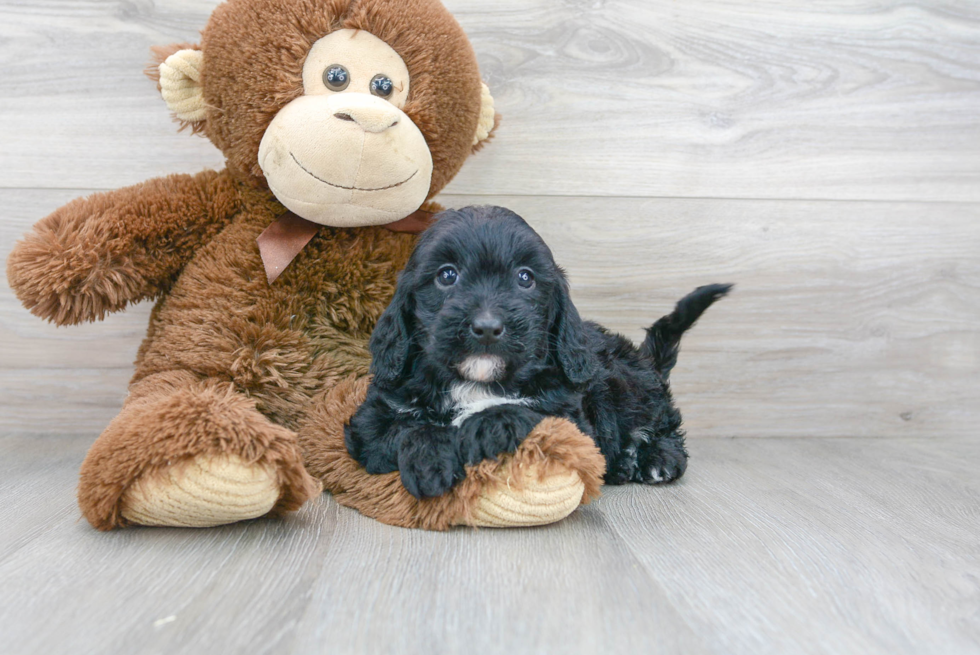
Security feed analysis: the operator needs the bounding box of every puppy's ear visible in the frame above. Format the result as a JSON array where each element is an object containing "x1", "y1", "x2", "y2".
[
  {"x1": 369, "y1": 272, "x2": 415, "y2": 387},
  {"x1": 550, "y1": 274, "x2": 598, "y2": 385}
]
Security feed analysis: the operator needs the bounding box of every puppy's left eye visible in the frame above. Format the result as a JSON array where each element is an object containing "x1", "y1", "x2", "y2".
[
  {"x1": 517, "y1": 268, "x2": 535, "y2": 289},
  {"x1": 436, "y1": 265, "x2": 459, "y2": 287}
]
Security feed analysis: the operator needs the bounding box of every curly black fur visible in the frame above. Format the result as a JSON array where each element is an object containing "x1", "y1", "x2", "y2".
[{"x1": 345, "y1": 206, "x2": 731, "y2": 498}]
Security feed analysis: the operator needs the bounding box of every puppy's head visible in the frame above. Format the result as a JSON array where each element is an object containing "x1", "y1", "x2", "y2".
[{"x1": 369, "y1": 206, "x2": 595, "y2": 388}]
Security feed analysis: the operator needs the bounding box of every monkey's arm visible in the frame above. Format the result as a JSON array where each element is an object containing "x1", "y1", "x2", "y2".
[{"x1": 7, "y1": 170, "x2": 241, "y2": 325}]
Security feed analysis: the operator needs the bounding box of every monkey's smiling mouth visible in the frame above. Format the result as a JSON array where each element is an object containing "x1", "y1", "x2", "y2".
[{"x1": 290, "y1": 152, "x2": 417, "y2": 192}]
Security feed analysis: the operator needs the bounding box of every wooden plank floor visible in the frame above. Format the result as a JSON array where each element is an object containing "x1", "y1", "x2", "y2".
[
  {"x1": 1, "y1": 1, "x2": 979, "y2": 653},
  {"x1": 1, "y1": 434, "x2": 978, "y2": 654}
]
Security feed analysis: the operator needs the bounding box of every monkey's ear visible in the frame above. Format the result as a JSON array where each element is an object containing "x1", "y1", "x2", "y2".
[
  {"x1": 369, "y1": 273, "x2": 416, "y2": 388},
  {"x1": 472, "y1": 82, "x2": 500, "y2": 152},
  {"x1": 146, "y1": 44, "x2": 207, "y2": 129}
]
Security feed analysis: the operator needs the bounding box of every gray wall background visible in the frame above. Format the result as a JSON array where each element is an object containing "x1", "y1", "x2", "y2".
[{"x1": 1, "y1": 0, "x2": 978, "y2": 439}]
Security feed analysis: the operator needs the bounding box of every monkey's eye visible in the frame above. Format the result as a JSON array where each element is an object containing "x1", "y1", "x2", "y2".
[
  {"x1": 436, "y1": 265, "x2": 459, "y2": 287},
  {"x1": 370, "y1": 74, "x2": 394, "y2": 98},
  {"x1": 517, "y1": 268, "x2": 535, "y2": 289},
  {"x1": 323, "y1": 65, "x2": 351, "y2": 91}
]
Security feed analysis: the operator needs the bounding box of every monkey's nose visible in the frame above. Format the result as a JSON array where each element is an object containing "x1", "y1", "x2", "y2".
[
  {"x1": 471, "y1": 313, "x2": 504, "y2": 346},
  {"x1": 333, "y1": 106, "x2": 399, "y2": 133}
]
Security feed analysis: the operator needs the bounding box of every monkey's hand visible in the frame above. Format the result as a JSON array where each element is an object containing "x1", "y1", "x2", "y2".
[{"x1": 6, "y1": 170, "x2": 240, "y2": 325}]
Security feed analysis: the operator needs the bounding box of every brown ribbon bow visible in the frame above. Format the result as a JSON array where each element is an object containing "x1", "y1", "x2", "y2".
[{"x1": 256, "y1": 209, "x2": 435, "y2": 284}]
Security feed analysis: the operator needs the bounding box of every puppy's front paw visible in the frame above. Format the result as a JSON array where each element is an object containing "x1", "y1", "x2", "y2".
[
  {"x1": 398, "y1": 428, "x2": 463, "y2": 498},
  {"x1": 639, "y1": 446, "x2": 688, "y2": 484},
  {"x1": 458, "y1": 406, "x2": 542, "y2": 466}
]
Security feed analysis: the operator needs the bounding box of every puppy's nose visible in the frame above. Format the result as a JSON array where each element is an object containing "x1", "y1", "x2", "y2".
[{"x1": 471, "y1": 313, "x2": 504, "y2": 345}]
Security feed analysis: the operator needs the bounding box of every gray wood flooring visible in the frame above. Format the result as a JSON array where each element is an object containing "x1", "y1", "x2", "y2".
[
  {"x1": 1, "y1": 1, "x2": 978, "y2": 653},
  {"x1": 2, "y1": 434, "x2": 978, "y2": 655}
]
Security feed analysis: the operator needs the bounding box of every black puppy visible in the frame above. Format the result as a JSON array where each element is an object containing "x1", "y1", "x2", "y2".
[{"x1": 345, "y1": 206, "x2": 730, "y2": 498}]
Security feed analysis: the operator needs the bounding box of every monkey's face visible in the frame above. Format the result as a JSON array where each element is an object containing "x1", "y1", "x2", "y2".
[
  {"x1": 154, "y1": 0, "x2": 496, "y2": 227},
  {"x1": 257, "y1": 30, "x2": 433, "y2": 228}
]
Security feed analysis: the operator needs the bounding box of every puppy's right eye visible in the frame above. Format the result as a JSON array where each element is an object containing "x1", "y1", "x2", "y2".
[{"x1": 436, "y1": 266, "x2": 459, "y2": 287}]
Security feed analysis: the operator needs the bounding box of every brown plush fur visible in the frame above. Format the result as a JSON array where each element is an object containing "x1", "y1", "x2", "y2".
[
  {"x1": 79, "y1": 371, "x2": 321, "y2": 530},
  {"x1": 6, "y1": 171, "x2": 241, "y2": 325},
  {"x1": 298, "y1": 377, "x2": 605, "y2": 530},
  {"x1": 7, "y1": 0, "x2": 593, "y2": 531}
]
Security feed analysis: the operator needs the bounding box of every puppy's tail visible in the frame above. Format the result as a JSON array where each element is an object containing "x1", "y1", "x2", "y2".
[{"x1": 641, "y1": 283, "x2": 733, "y2": 377}]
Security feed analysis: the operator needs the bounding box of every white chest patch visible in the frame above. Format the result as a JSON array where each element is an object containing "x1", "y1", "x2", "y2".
[{"x1": 448, "y1": 382, "x2": 529, "y2": 428}]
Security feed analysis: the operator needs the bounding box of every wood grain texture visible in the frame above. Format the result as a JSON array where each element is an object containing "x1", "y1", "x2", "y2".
[
  {"x1": 594, "y1": 436, "x2": 980, "y2": 655},
  {"x1": 0, "y1": 0, "x2": 978, "y2": 200},
  {"x1": 4, "y1": 190, "x2": 978, "y2": 438},
  {"x1": 1, "y1": 2, "x2": 979, "y2": 652},
  {"x1": 0, "y1": 434, "x2": 976, "y2": 655}
]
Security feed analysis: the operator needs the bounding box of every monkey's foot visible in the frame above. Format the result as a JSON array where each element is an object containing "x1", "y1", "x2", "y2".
[
  {"x1": 464, "y1": 466, "x2": 585, "y2": 528},
  {"x1": 120, "y1": 454, "x2": 280, "y2": 528},
  {"x1": 78, "y1": 372, "x2": 320, "y2": 530}
]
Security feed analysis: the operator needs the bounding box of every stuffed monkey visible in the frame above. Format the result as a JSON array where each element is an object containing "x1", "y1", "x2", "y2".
[{"x1": 7, "y1": 0, "x2": 604, "y2": 530}]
